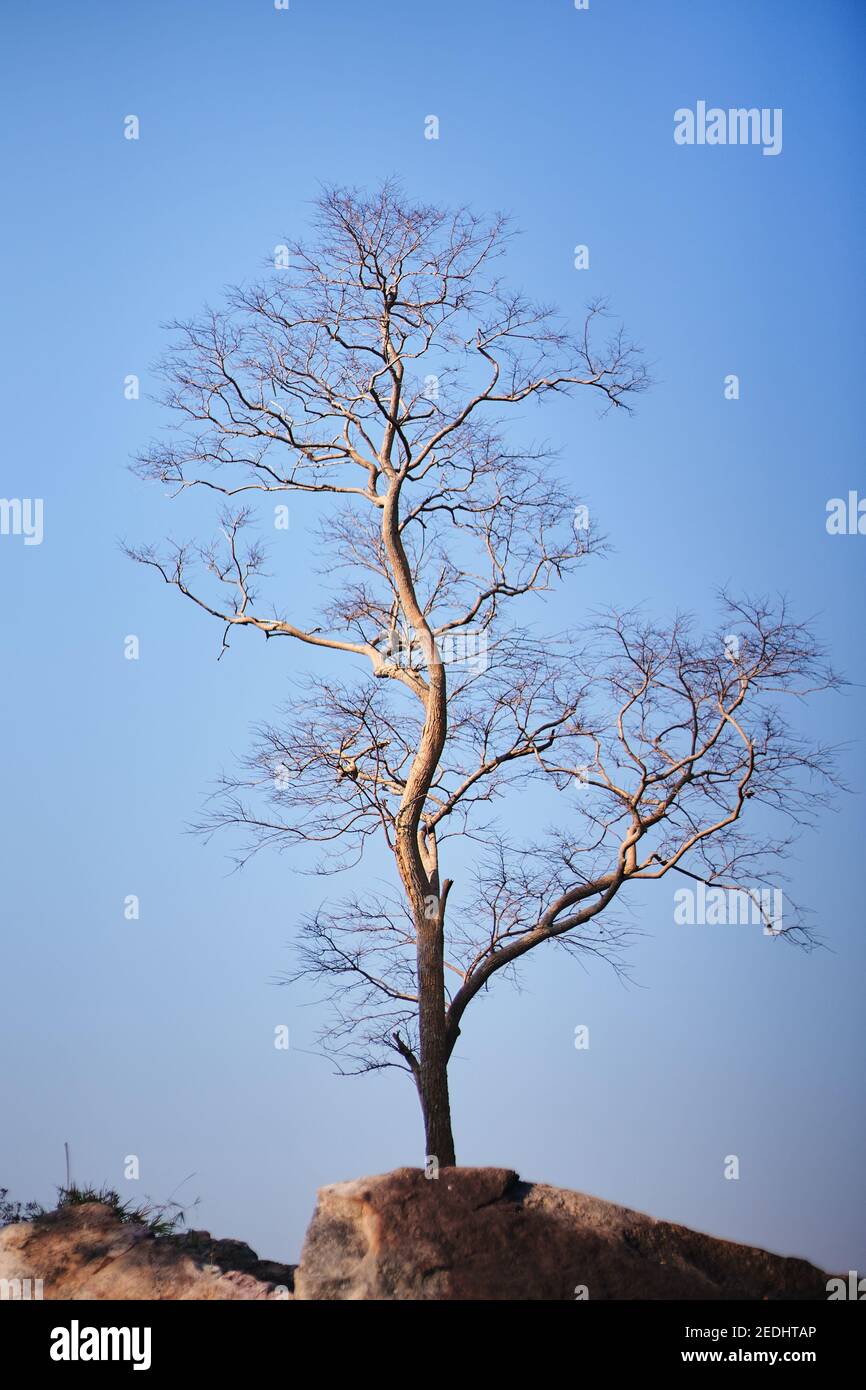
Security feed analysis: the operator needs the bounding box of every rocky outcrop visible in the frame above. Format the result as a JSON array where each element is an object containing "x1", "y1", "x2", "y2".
[
  {"x1": 293, "y1": 1167, "x2": 829, "y2": 1300},
  {"x1": 0, "y1": 1202, "x2": 294, "y2": 1300},
  {"x1": 0, "y1": 1170, "x2": 830, "y2": 1301}
]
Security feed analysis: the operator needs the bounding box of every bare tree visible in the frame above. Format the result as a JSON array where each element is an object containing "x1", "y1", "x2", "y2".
[{"x1": 128, "y1": 183, "x2": 838, "y2": 1166}]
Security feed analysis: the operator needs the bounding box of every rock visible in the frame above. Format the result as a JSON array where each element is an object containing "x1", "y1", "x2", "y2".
[
  {"x1": 293, "y1": 1167, "x2": 829, "y2": 1300},
  {"x1": 0, "y1": 1203, "x2": 294, "y2": 1300},
  {"x1": 1, "y1": 1172, "x2": 831, "y2": 1301}
]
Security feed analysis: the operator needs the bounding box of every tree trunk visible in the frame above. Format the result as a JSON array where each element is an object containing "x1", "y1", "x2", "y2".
[
  {"x1": 416, "y1": 920, "x2": 456, "y2": 1166},
  {"x1": 419, "y1": 1068, "x2": 455, "y2": 1167},
  {"x1": 381, "y1": 477, "x2": 455, "y2": 1163},
  {"x1": 418, "y1": 1039, "x2": 456, "y2": 1167}
]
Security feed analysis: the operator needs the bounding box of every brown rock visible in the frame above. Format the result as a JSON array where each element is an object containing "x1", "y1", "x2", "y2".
[
  {"x1": 1, "y1": 1173, "x2": 831, "y2": 1301},
  {"x1": 0, "y1": 1203, "x2": 294, "y2": 1300},
  {"x1": 293, "y1": 1167, "x2": 829, "y2": 1301}
]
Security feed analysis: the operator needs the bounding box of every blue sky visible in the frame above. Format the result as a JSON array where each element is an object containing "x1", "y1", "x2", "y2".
[{"x1": 1, "y1": 0, "x2": 864, "y2": 1272}]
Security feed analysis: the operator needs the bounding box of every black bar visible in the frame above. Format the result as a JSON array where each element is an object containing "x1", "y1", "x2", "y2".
[{"x1": 6, "y1": 1296, "x2": 861, "y2": 1375}]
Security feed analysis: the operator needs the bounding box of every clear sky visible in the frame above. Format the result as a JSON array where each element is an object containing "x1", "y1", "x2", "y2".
[{"x1": 1, "y1": 0, "x2": 864, "y2": 1273}]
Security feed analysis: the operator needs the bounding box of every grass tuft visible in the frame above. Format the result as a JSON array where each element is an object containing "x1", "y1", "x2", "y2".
[
  {"x1": 0, "y1": 1189, "x2": 44, "y2": 1227},
  {"x1": 1, "y1": 1183, "x2": 194, "y2": 1236},
  {"x1": 56, "y1": 1184, "x2": 187, "y2": 1236}
]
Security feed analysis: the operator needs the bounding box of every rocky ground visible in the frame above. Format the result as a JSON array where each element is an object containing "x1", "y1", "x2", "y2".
[{"x1": 0, "y1": 1167, "x2": 830, "y2": 1300}]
